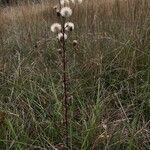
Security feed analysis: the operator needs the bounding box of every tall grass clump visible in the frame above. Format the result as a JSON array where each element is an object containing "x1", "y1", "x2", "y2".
[{"x1": 0, "y1": 0, "x2": 150, "y2": 149}]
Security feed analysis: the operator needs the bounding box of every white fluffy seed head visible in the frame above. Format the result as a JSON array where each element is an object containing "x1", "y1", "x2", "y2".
[
  {"x1": 60, "y1": 0, "x2": 65, "y2": 5},
  {"x1": 65, "y1": 22, "x2": 75, "y2": 31},
  {"x1": 60, "y1": 7, "x2": 72, "y2": 18},
  {"x1": 56, "y1": 9, "x2": 61, "y2": 17},
  {"x1": 57, "y1": 33, "x2": 68, "y2": 41},
  {"x1": 60, "y1": 0, "x2": 69, "y2": 6},
  {"x1": 70, "y1": 0, "x2": 82, "y2": 4},
  {"x1": 51, "y1": 23, "x2": 62, "y2": 33},
  {"x1": 77, "y1": 0, "x2": 83, "y2": 4}
]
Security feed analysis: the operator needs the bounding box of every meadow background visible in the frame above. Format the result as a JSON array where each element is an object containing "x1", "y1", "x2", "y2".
[{"x1": 0, "y1": 0, "x2": 150, "y2": 149}]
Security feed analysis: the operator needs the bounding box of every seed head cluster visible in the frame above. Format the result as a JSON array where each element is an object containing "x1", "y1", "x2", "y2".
[{"x1": 51, "y1": 0, "x2": 83, "y2": 42}]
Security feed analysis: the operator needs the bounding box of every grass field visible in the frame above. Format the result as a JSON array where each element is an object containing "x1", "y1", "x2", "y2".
[{"x1": 0, "y1": 0, "x2": 150, "y2": 149}]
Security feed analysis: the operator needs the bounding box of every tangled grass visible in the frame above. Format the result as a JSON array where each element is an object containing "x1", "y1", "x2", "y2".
[{"x1": 0, "y1": 0, "x2": 150, "y2": 149}]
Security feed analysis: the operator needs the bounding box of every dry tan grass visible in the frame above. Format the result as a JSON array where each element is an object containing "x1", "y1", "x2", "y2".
[
  {"x1": 0, "y1": 0, "x2": 150, "y2": 149},
  {"x1": 0, "y1": 0, "x2": 149, "y2": 27},
  {"x1": 0, "y1": 2, "x2": 52, "y2": 24}
]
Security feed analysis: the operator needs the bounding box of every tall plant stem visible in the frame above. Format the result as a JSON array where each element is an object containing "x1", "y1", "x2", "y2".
[
  {"x1": 58, "y1": 1, "x2": 69, "y2": 147},
  {"x1": 62, "y1": 26, "x2": 69, "y2": 148}
]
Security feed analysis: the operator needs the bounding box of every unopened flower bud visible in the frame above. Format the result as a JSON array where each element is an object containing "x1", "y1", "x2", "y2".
[
  {"x1": 68, "y1": 95, "x2": 73, "y2": 101},
  {"x1": 53, "y1": 5, "x2": 58, "y2": 10},
  {"x1": 55, "y1": 9, "x2": 60, "y2": 17},
  {"x1": 57, "y1": 49, "x2": 62, "y2": 55},
  {"x1": 73, "y1": 40, "x2": 78, "y2": 46}
]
